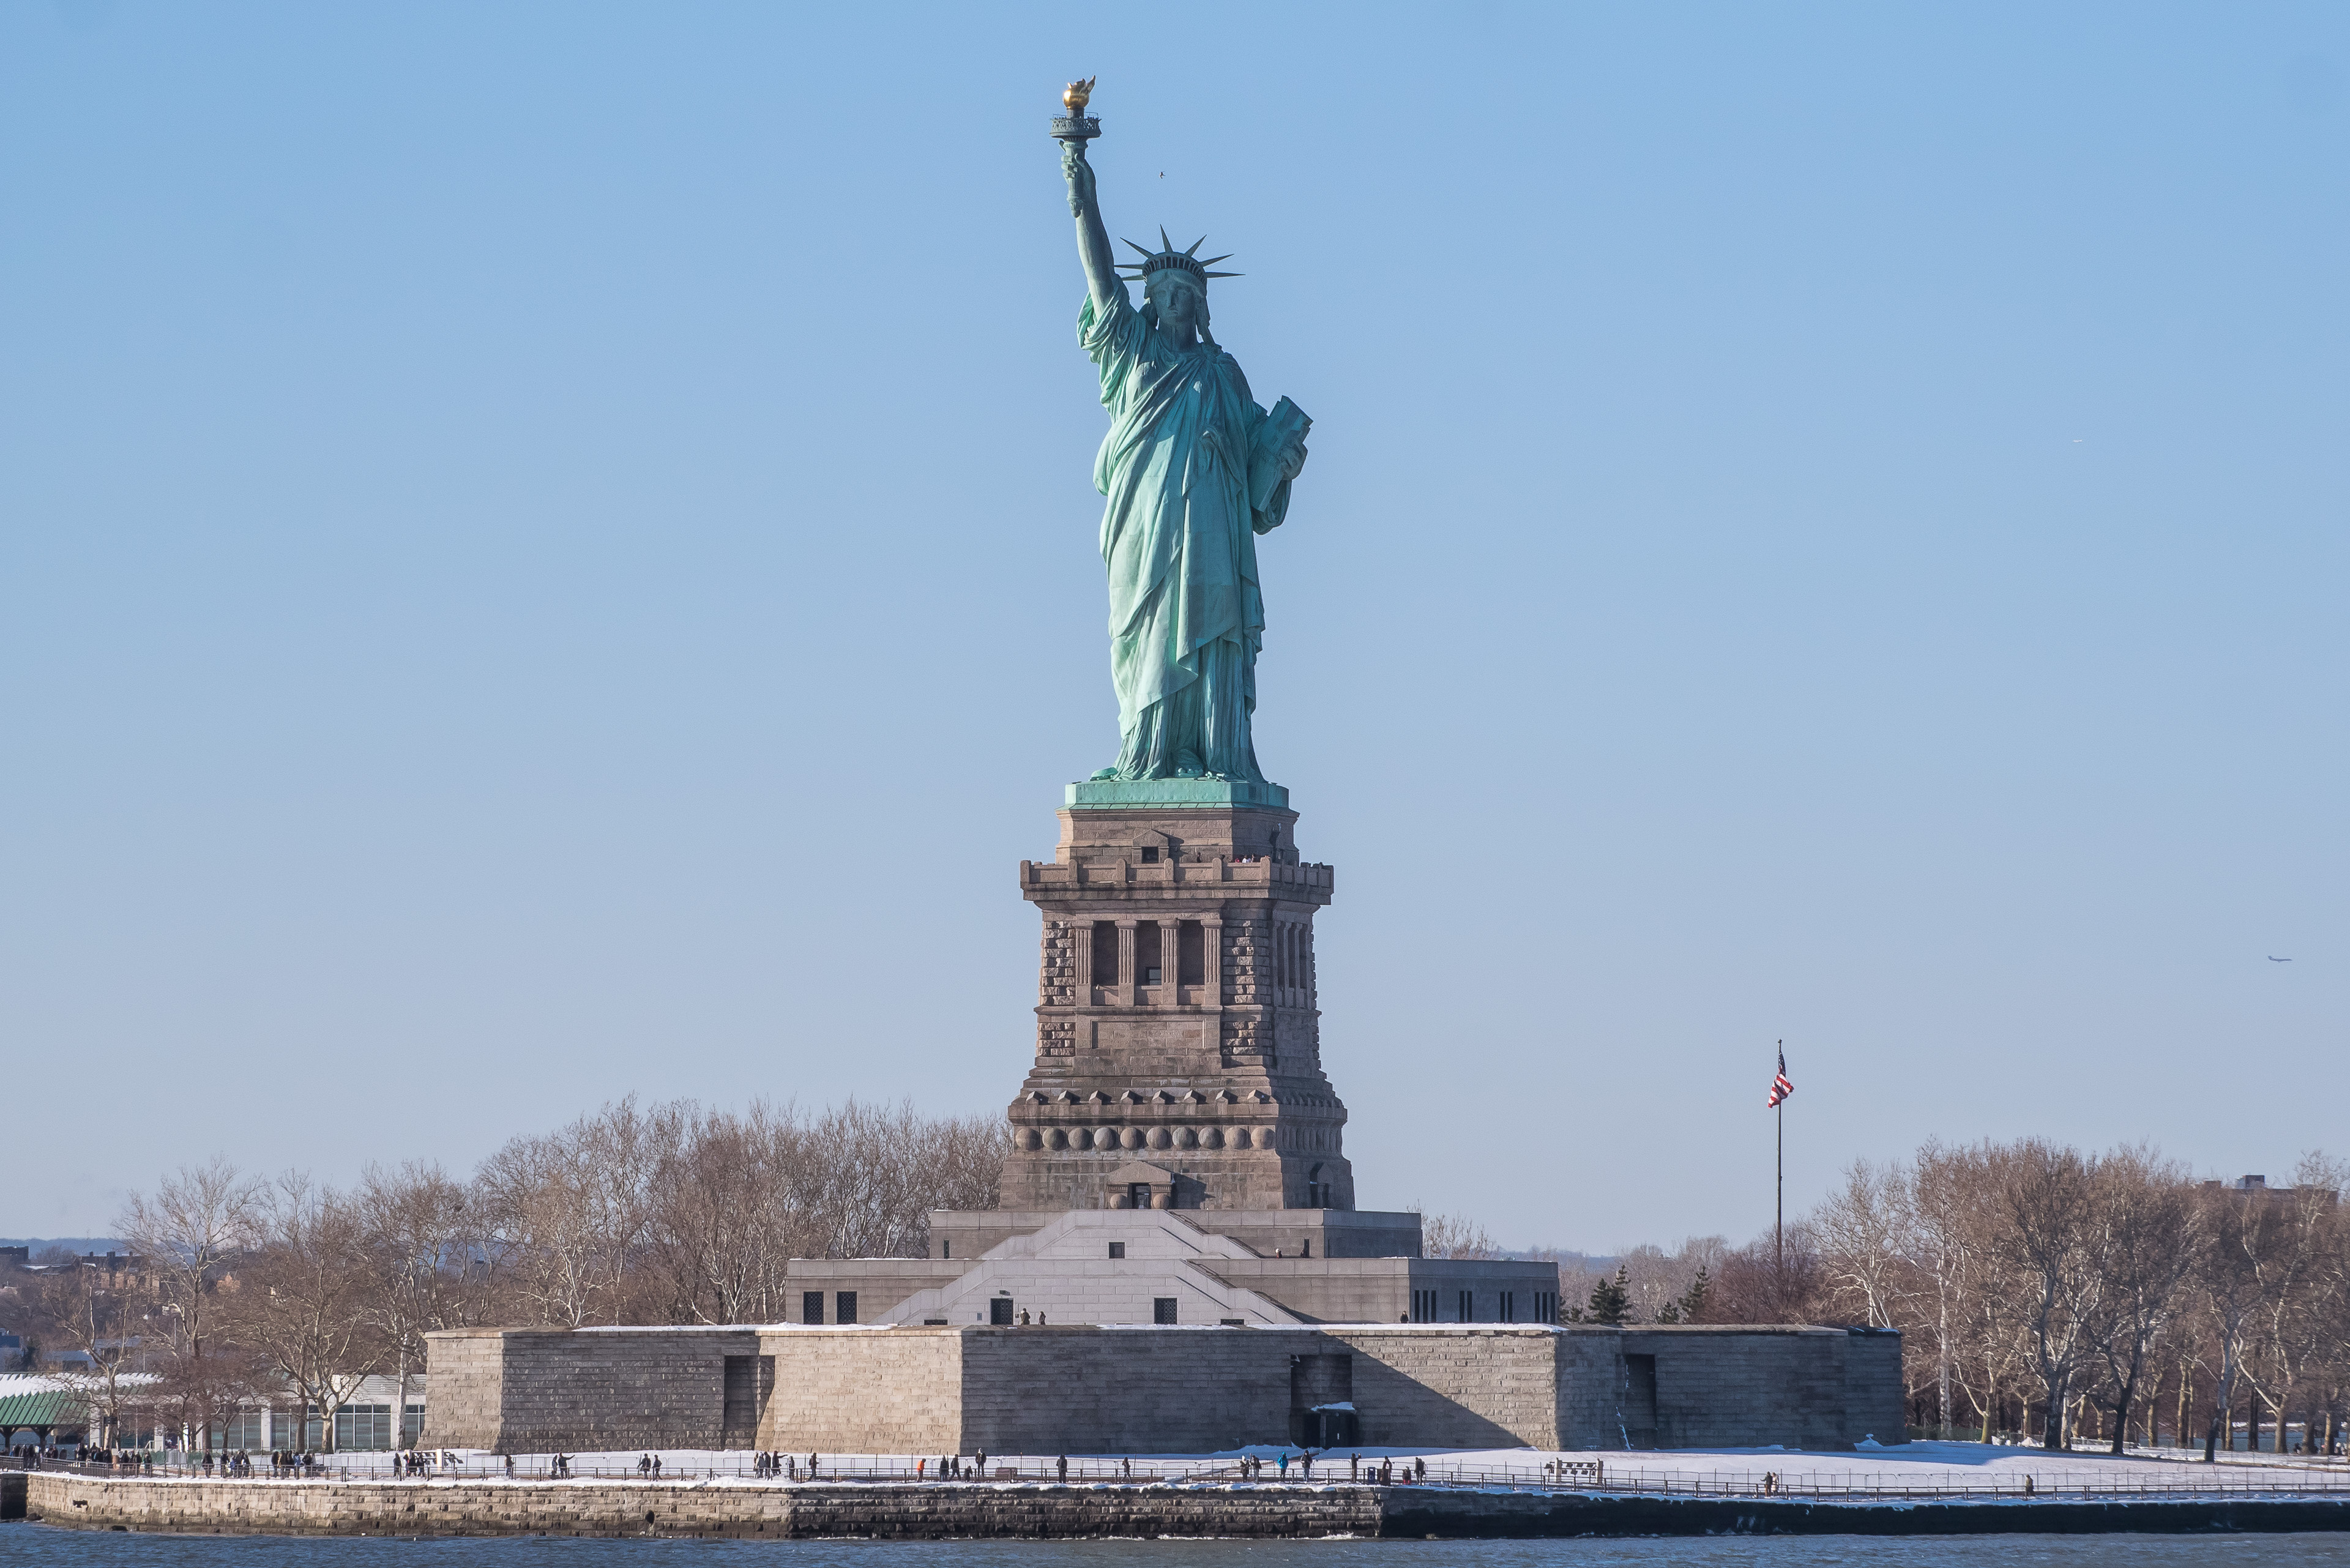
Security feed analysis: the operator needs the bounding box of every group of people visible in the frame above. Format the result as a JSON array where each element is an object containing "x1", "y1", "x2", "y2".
[
  {"x1": 916, "y1": 1451, "x2": 987, "y2": 1480},
  {"x1": 1354, "y1": 1455, "x2": 1424, "y2": 1485},
  {"x1": 743, "y1": 1451, "x2": 820, "y2": 1480}
]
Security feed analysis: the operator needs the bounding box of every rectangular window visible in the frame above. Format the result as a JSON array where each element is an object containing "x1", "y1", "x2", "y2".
[
  {"x1": 802, "y1": 1291, "x2": 824, "y2": 1326},
  {"x1": 1411, "y1": 1288, "x2": 1438, "y2": 1323},
  {"x1": 1108, "y1": 1242, "x2": 1126, "y2": 1259},
  {"x1": 941, "y1": 1239, "x2": 950, "y2": 1259},
  {"x1": 1141, "y1": 845, "x2": 1160, "y2": 863},
  {"x1": 1535, "y1": 1291, "x2": 1558, "y2": 1324},
  {"x1": 1137, "y1": 920, "x2": 1162, "y2": 984},
  {"x1": 333, "y1": 1405, "x2": 391, "y2": 1451},
  {"x1": 1458, "y1": 1290, "x2": 1474, "y2": 1323},
  {"x1": 990, "y1": 1297, "x2": 1015, "y2": 1326},
  {"x1": 1092, "y1": 921, "x2": 1119, "y2": 985},
  {"x1": 1178, "y1": 920, "x2": 1205, "y2": 985},
  {"x1": 835, "y1": 1291, "x2": 858, "y2": 1325},
  {"x1": 1154, "y1": 1297, "x2": 1179, "y2": 1325},
  {"x1": 403, "y1": 1404, "x2": 424, "y2": 1447},
  {"x1": 1500, "y1": 1291, "x2": 1516, "y2": 1323}
]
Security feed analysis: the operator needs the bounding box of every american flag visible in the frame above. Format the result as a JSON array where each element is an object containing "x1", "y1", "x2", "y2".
[{"x1": 1766, "y1": 1047, "x2": 1794, "y2": 1109}]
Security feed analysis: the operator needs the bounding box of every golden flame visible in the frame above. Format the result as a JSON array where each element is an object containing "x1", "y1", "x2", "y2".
[{"x1": 1062, "y1": 77, "x2": 1095, "y2": 115}]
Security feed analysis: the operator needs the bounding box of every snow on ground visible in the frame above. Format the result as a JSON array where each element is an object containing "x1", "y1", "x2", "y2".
[{"x1": 299, "y1": 1439, "x2": 2350, "y2": 1493}]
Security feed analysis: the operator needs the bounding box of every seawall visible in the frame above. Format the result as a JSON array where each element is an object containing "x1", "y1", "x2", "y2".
[{"x1": 14, "y1": 1472, "x2": 2350, "y2": 1537}]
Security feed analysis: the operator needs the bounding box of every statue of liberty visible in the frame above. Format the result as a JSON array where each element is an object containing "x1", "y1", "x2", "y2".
[{"x1": 1059, "y1": 113, "x2": 1310, "y2": 784}]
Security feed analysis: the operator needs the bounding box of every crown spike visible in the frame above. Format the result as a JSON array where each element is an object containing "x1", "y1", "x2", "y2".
[
  {"x1": 1122, "y1": 238, "x2": 1155, "y2": 258},
  {"x1": 1203, "y1": 271, "x2": 1242, "y2": 278},
  {"x1": 1199, "y1": 255, "x2": 1232, "y2": 266},
  {"x1": 1185, "y1": 235, "x2": 1206, "y2": 256},
  {"x1": 1159, "y1": 225, "x2": 1174, "y2": 252}
]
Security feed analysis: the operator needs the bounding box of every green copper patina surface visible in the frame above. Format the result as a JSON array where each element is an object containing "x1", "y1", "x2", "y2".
[
  {"x1": 1064, "y1": 777, "x2": 1290, "y2": 810},
  {"x1": 1059, "y1": 127, "x2": 1310, "y2": 788}
]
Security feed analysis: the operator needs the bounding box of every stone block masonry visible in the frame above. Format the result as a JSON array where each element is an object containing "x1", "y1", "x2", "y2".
[
  {"x1": 427, "y1": 1322, "x2": 1904, "y2": 1457},
  {"x1": 427, "y1": 1326, "x2": 761, "y2": 1452},
  {"x1": 25, "y1": 1473, "x2": 2350, "y2": 1539}
]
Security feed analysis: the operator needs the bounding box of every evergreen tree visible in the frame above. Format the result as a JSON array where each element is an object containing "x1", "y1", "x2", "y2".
[
  {"x1": 1587, "y1": 1264, "x2": 1633, "y2": 1326},
  {"x1": 1677, "y1": 1266, "x2": 1711, "y2": 1324}
]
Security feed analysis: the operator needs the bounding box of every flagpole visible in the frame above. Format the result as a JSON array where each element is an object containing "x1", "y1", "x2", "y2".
[{"x1": 1774, "y1": 1039, "x2": 1784, "y2": 1276}]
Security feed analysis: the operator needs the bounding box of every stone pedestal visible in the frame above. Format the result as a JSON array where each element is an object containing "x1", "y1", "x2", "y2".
[{"x1": 998, "y1": 779, "x2": 1354, "y2": 1212}]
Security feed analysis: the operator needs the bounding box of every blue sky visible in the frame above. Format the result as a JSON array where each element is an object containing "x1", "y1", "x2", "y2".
[{"x1": 2, "y1": 2, "x2": 2343, "y2": 1249}]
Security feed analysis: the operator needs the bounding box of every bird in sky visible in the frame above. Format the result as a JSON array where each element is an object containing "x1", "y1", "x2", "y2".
[{"x1": 2269, "y1": 955, "x2": 2292, "y2": 962}]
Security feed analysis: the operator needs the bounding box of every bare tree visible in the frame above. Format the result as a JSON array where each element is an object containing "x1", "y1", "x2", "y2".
[
  {"x1": 2081, "y1": 1144, "x2": 2200, "y2": 1454},
  {"x1": 114, "y1": 1156, "x2": 261, "y2": 1449},
  {"x1": 221, "y1": 1174, "x2": 383, "y2": 1452},
  {"x1": 1986, "y1": 1139, "x2": 2103, "y2": 1449},
  {"x1": 2193, "y1": 1178, "x2": 2278, "y2": 1460},
  {"x1": 474, "y1": 1097, "x2": 673, "y2": 1326},
  {"x1": 1813, "y1": 1158, "x2": 1915, "y2": 1329},
  {"x1": 33, "y1": 1261, "x2": 144, "y2": 1447},
  {"x1": 1417, "y1": 1209, "x2": 1499, "y2": 1260},
  {"x1": 2240, "y1": 1154, "x2": 2345, "y2": 1456},
  {"x1": 1909, "y1": 1140, "x2": 1995, "y2": 1436},
  {"x1": 357, "y1": 1160, "x2": 493, "y2": 1448}
]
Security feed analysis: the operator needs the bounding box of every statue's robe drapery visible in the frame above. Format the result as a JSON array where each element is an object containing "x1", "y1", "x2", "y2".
[{"x1": 1080, "y1": 285, "x2": 1293, "y2": 780}]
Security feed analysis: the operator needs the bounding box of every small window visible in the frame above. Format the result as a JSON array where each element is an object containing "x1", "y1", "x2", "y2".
[
  {"x1": 835, "y1": 1290, "x2": 857, "y2": 1325},
  {"x1": 1178, "y1": 920, "x2": 1205, "y2": 985},
  {"x1": 1458, "y1": 1290, "x2": 1474, "y2": 1323},
  {"x1": 941, "y1": 1239, "x2": 950, "y2": 1260},
  {"x1": 1128, "y1": 1182, "x2": 1152, "y2": 1209},
  {"x1": 990, "y1": 1297, "x2": 1015, "y2": 1326},
  {"x1": 1500, "y1": 1291, "x2": 1516, "y2": 1323},
  {"x1": 1108, "y1": 1242, "x2": 1126, "y2": 1259},
  {"x1": 802, "y1": 1291, "x2": 824, "y2": 1326},
  {"x1": 1091, "y1": 922, "x2": 1119, "y2": 984},
  {"x1": 1144, "y1": 965, "x2": 1163, "y2": 984},
  {"x1": 1220, "y1": 1318, "x2": 1247, "y2": 1327},
  {"x1": 1154, "y1": 1297, "x2": 1178, "y2": 1325},
  {"x1": 1141, "y1": 846, "x2": 1160, "y2": 863}
]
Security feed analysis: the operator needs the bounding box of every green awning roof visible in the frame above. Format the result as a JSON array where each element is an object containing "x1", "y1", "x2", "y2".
[{"x1": 0, "y1": 1387, "x2": 86, "y2": 1429}]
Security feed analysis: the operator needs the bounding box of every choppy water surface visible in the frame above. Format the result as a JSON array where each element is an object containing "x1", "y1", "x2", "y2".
[{"x1": 4, "y1": 1534, "x2": 2349, "y2": 1566}]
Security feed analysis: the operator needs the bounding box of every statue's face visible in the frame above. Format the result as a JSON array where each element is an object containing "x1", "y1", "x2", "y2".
[{"x1": 1149, "y1": 272, "x2": 1204, "y2": 332}]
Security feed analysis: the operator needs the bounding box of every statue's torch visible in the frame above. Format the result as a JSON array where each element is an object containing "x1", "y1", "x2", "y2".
[{"x1": 1050, "y1": 77, "x2": 1100, "y2": 144}]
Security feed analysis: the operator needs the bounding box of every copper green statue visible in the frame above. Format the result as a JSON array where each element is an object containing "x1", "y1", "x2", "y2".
[{"x1": 1058, "y1": 104, "x2": 1310, "y2": 784}]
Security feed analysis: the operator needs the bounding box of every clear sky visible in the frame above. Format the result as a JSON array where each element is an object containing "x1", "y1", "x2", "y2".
[{"x1": 2, "y1": 2, "x2": 2343, "y2": 1251}]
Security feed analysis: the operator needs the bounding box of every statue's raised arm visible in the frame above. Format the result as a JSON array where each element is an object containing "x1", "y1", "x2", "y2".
[{"x1": 1062, "y1": 141, "x2": 1122, "y2": 313}]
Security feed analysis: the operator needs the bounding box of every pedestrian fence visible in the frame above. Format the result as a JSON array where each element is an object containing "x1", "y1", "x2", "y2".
[{"x1": 13, "y1": 1452, "x2": 2350, "y2": 1499}]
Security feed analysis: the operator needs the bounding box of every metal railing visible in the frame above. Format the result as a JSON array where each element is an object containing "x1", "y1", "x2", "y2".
[{"x1": 13, "y1": 1451, "x2": 2350, "y2": 1500}]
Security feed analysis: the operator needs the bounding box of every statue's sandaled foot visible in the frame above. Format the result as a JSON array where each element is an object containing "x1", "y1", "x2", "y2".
[{"x1": 1089, "y1": 767, "x2": 1119, "y2": 781}]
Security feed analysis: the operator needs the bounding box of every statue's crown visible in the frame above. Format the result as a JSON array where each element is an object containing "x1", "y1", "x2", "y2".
[{"x1": 1117, "y1": 228, "x2": 1242, "y2": 285}]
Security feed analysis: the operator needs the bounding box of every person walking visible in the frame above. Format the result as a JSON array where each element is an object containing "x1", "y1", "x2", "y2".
[
  {"x1": 1277, "y1": 1452, "x2": 1288, "y2": 1479},
  {"x1": 1056, "y1": 1454, "x2": 1068, "y2": 1482}
]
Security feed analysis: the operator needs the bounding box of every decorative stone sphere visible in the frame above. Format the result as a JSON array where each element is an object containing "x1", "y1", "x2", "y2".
[
  {"x1": 1018, "y1": 1129, "x2": 1043, "y2": 1151},
  {"x1": 1047, "y1": 1128, "x2": 1069, "y2": 1150},
  {"x1": 1177, "y1": 1127, "x2": 1199, "y2": 1149},
  {"x1": 1227, "y1": 1127, "x2": 1251, "y2": 1149},
  {"x1": 1203, "y1": 1127, "x2": 1225, "y2": 1149},
  {"x1": 1147, "y1": 1127, "x2": 1172, "y2": 1150},
  {"x1": 1122, "y1": 1127, "x2": 1146, "y2": 1151},
  {"x1": 1152, "y1": 1190, "x2": 1173, "y2": 1209},
  {"x1": 1099, "y1": 1127, "x2": 1122, "y2": 1151},
  {"x1": 1110, "y1": 1192, "x2": 1131, "y2": 1209}
]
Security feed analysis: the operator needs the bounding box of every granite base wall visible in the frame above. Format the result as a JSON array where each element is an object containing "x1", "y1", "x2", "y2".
[
  {"x1": 423, "y1": 1328, "x2": 761, "y2": 1452},
  {"x1": 23, "y1": 1474, "x2": 2349, "y2": 1539},
  {"x1": 426, "y1": 1323, "x2": 1905, "y2": 1457},
  {"x1": 17, "y1": 1473, "x2": 1376, "y2": 1539}
]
